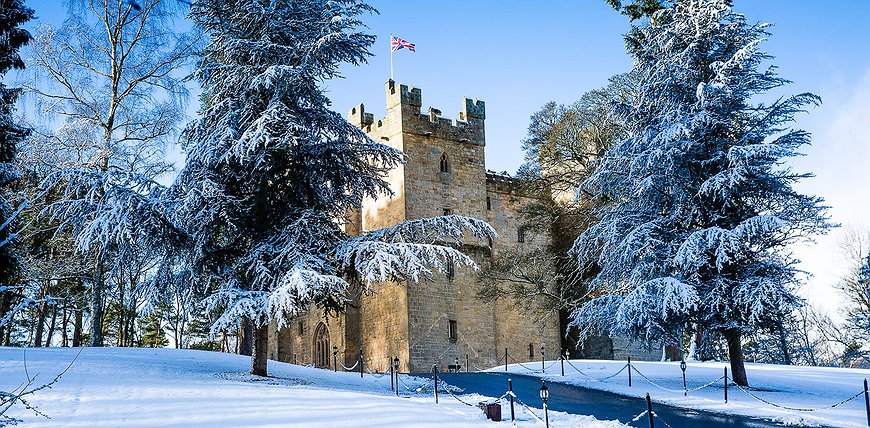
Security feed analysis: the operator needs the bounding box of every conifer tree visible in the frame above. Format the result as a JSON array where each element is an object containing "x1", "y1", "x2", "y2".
[
  {"x1": 0, "y1": 0, "x2": 34, "y2": 335},
  {"x1": 161, "y1": 0, "x2": 494, "y2": 376},
  {"x1": 571, "y1": 0, "x2": 830, "y2": 386}
]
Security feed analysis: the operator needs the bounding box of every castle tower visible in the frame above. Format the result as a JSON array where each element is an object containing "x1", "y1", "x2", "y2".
[
  {"x1": 345, "y1": 81, "x2": 559, "y2": 372},
  {"x1": 271, "y1": 80, "x2": 561, "y2": 373}
]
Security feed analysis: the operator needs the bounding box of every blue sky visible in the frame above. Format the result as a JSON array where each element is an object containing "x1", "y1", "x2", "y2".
[{"x1": 23, "y1": 0, "x2": 870, "y2": 315}]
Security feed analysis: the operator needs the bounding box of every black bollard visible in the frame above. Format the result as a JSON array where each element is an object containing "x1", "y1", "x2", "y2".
[
  {"x1": 628, "y1": 356, "x2": 632, "y2": 387},
  {"x1": 724, "y1": 367, "x2": 728, "y2": 403},
  {"x1": 561, "y1": 352, "x2": 565, "y2": 376},
  {"x1": 504, "y1": 347, "x2": 508, "y2": 372},
  {"x1": 466, "y1": 353, "x2": 469, "y2": 373},
  {"x1": 390, "y1": 357, "x2": 394, "y2": 391},
  {"x1": 863, "y1": 378, "x2": 869, "y2": 427},
  {"x1": 394, "y1": 357, "x2": 400, "y2": 397},
  {"x1": 508, "y1": 378, "x2": 516, "y2": 422},
  {"x1": 646, "y1": 393, "x2": 655, "y2": 428},
  {"x1": 433, "y1": 365, "x2": 439, "y2": 404},
  {"x1": 359, "y1": 350, "x2": 363, "y2": 378}
]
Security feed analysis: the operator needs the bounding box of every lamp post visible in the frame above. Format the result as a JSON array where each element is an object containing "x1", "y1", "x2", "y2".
[
  {"x1": 680, "y1": 359, "x2": 687, "y2": 396},
  {"x1": 539, "y1": 380, "x2": 550, "y2": 428},
  {"x1": 393, "y1": 357, "x2": 400, "y2": 396},
  {"x1": 540, "y1": 344, "x2": 545, "y2": 373},
  {"x1": 332, "y1": 346, "x2": 338, "y2": 372}
]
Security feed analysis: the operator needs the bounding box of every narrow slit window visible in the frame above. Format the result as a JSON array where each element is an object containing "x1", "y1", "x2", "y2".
[
  {"x1": 448, "y1": 320, "x2": 458, "y2": 341},
  {"x1": 518, "y1": 227, "x2": 526, "y2": 243},
  {"x1": 440, "y1": 153, "x2": 450, "y2": 173},
  {"x1": 486, "y1": 196, "x2": 491, "y2": 210},
  {"x1": 446, "y1": 259, "x2": 455, "y2": 279}
]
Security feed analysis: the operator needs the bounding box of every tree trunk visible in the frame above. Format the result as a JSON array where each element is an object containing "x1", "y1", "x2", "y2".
[
  {"x1": 90, "y1": 267, "x2": 104, "y2": 347},
  {"x1": 723, "y1": 329, "x2": 749, "y2": 387},
  {"x1": 73, "y1": 307, "x2": 82, "y2": 347},
  {"x1": 239, "y1": 318, "x2": 253, "y2": 356},
  {"x1": 117, "y1": 281, "x2": 125, "y2": 347},
  {"x1": 45, "y1": 303, "x2": 58, "y2": 347},
  {"x1": 61, "y1": 305, "x2": 69, "y2": 347},
  {"x1": 33, "y1": 300, "x2": 47, "y2": 347},
  {"x1": 251, "y1": 324, "x2": 269, "y2": 377},
  {"x1": 776, "y1": 319, "x2": 792, "y2": 365}
]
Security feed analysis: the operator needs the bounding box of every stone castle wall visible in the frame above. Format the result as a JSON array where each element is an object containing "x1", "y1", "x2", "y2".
[{"x1": 274, "y1": 80, "x2": 561, "y2": 372}]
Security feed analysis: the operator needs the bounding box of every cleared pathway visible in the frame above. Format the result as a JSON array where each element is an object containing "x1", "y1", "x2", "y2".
[{"x1": 428, "y1": 372, "x2": 816, "y2": 427}]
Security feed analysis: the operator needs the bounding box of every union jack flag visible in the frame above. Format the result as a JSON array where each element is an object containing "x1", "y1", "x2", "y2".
[{"x1": 391, "y1": 35, "x2": 415, "y2": 53}]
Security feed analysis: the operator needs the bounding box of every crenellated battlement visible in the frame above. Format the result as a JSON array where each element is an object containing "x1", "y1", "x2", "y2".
[{"x1": 352, "y1": 79, "x2": 486, "y2": 145}]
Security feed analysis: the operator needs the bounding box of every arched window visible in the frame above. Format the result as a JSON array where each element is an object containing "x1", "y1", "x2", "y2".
[
  {"x1": 313, "y1": 323, "x2": 330, "y2": 368},
  {"x1": 439, "y1": 153, "x2": 450, "y2": 173},
  {"x1": 517, "y1": 227, "x2": 526, "y2": 244},
  {"x1": 446, "y1": 259, "x2": 455, "y2": 279}
]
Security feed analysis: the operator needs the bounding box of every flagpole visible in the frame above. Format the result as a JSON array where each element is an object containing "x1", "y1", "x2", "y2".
[{"x1": 389, "y1": 34, "x2": 394, "y2": 80}]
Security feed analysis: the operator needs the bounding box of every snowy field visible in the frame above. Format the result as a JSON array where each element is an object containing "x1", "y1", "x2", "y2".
[
  {"x1": 495, "y1": 359, "x2": 870, "y2": 427},
  {"x1": 0, "y1": 347, "x2": 625, "y2": 427}
]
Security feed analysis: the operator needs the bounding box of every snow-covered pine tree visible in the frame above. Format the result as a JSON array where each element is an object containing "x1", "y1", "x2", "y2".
[
  {"x1": 570, "y1": 0, "x2": 830, "y2": 386},
  {"x1": 0, "y1": 0, "x2": 34, "y2": 338},
  {"x1": 171, "y1": 0, "x2": 494, "y2": 376}
]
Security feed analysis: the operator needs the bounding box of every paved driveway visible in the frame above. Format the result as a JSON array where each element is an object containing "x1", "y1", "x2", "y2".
[{"x1": 425, "y1": 372, "x2": 812, "y2": 427}]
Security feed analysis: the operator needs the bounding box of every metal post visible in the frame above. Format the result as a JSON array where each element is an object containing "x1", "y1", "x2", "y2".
[
  {"x1": 466, "y1": 353, "x2": 469, "y2": 373},
  {"x1": 394, "y1": 357, "x2": 400, "y2": 397},
  {"x1": 505, "y1": 347, "x2": 508, "y2": 372},
  {"x1": 646, "y1": 393, "x2": 655, "y2": 428},
  {"x1": 359, "y1": 350, "x2": 363, "y2": 378},
  {"x1": 333, "y1": 348, "x2": 337, "y2": 372},
  {"x1": 863, "y1": 378, "x2": 869, "y2": 427},
  {"x1": 681, "y1": 360, "x2": 687, "y2": 396},
  {"x1": 561, "y1": 352, "x2": 565, "y2": 376},
  {"x1": 724, "y1": 367, "x2": 728, "y2": 403},
  {"x1": 628, "y1": 356, "x2": 632, "y2": 387},
  {"x1": 390, "y1": 357, "x2": 394, "y2": 391},
  {"x1": 541, "y1": 344, "x2": 545, "y2": 373},
  {"x1": 543, "y1": 402, "x2": 550, "y2": 428},
  {"x1": 433, "y1": 365, "x2": 439, "y2": 404},
  {"x1": 508, "y1": 378, "x2": 516, "y2": 422}
]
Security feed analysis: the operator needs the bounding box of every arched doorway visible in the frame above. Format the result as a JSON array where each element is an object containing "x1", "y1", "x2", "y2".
[{"x1": 314, "y1": 323, "x2": 330, "y2": 368}]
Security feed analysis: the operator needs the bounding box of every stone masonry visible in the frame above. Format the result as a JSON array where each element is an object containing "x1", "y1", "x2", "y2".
[{"x1": 270, "y1": 80, "x2": 562, "y2": 372}]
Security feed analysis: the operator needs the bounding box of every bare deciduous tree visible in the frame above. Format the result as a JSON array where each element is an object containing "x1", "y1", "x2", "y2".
[{"x1": 23, "y1": 0, "x2": 200, "y2": 346}]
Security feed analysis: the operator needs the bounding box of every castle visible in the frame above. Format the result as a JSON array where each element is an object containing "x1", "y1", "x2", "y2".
[
  {"x1": 267, "y1": 80, "x2": 661, "y2": 372},
  {"x1": 268, "y1": 80, "x2": 561, "y2": 372}
]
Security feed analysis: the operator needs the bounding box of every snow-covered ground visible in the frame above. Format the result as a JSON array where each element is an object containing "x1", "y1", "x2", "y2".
[
  {"x1": 494, "y1": 358, "x2": 870, "y2": 427},
  {"x1": 0, "y1": 347, "x2": 625, "y2": 427}
]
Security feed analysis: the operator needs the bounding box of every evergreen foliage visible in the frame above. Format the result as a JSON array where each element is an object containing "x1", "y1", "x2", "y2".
[
  {"x1": 571, "y1": 0, "x2": 831, "y2": 385},
  {"x1": 0, "y1": 0, "x2": 34, "y2": 340},
  {"x1": 134, "y1": 0, "x2": 496, "y2": 375}
]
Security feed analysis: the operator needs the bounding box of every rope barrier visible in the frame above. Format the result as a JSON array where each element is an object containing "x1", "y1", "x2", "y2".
[
  {"x1": 630, "y1": 410, "x2": 648, "y2": 423},
  {"x1": 652, "y1": 411, "x2": 676, "y2": 428},
  {"x1": 507, "y1": 353, "x2": 546, "y2": 373},
  {"x1": 564, "y1": 359, "x2": 628, "y2": 382},
  {"x1": 362, "y1": 360, "x2": 390, "y2": 379},
  {"x1": 731, "y1": 382, "x2": 866, "y2": 412},
  {"x1": 513, "y1": 396, "x2": 546, "y2": 425},
  {"x1": 338, "y1": 360, "x2": 360, "y2": 371},
  {"x1": 687, "y1": 376, "x2": 725, "y2": 393},
  {"x1": 632, "y1": 366, "x2": 693, "y2": 394},
  {"x1": 396, "y1": 374, "x2": 428, "y2": 394},
  {"x1": 437, "y1": 379, "x2": 477, "y2": 407}
]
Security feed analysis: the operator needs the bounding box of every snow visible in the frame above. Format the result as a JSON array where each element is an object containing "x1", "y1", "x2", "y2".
[
  {"x1": 495, "y1": 359, "x2": 870, "y2": 427},
  {"x1": 0, "y1": 347, "x2": 625, "y2": 427}
]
